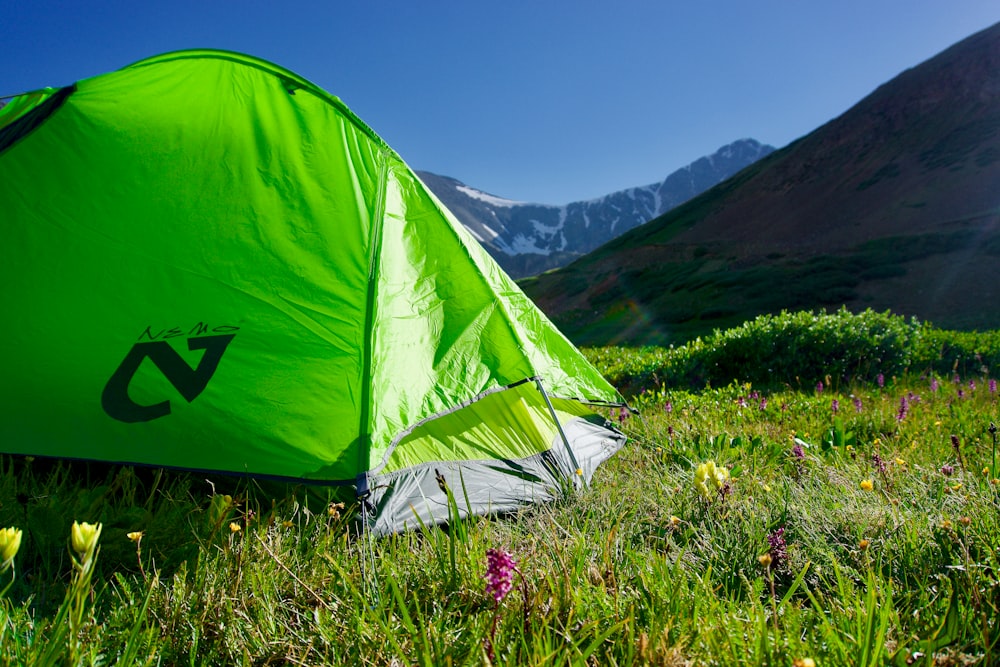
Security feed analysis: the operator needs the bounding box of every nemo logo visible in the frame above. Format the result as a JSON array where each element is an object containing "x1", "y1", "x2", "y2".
[{"x1": 102, "y1": 323, "x2": 238, "y2": 423}]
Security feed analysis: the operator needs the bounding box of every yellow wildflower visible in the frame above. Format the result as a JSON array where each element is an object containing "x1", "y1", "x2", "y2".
[
  {"x1": 794, "y1": 659, "x2": 816, "y2": 667},
  {"x1": 941, "y1": 519, "x2": 953, "y2": 530},
  {"x1": 694, "y1": 460, "x2": 729, "y2": 501},
  {"x1": 859, "y1": 539, "x2": 870, "y2": 551},
  {"x1": 860, "y1": 479, "x2": 874, "y2": 491},
  {"x1": 895, "y1": 458, "x2": 906, "y2": 466},
  {"x1": 228, "y1": 521, "x2": 242, "y2": 533},
  {"x1": 669, "y1": 516, "x2": 681, "y2": 527},
  {"x1": 126, "y1": 531, "x2": 144, "y2": 543},
  {"x1": 71, "y1": 521, "x2": 102, "y2": 560},
  {"x1": 758, "y1": 553, "x2": 772, "y2": 568},
  {"x1": 951, "y1": 483, "x2": 962, "y2": 492},
  {"x1": 0, "y1": 527, "x2": 22, "y2": 568}
]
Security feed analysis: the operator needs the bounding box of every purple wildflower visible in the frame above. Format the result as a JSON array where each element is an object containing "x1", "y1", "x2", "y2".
[
  {"x1": 737, "y1": 396, "x2": 747, "y2": 408},
  {"x1": 969, "y1": 380, "x2": 977, "y2": 392},
  {"x1": 767, "y1": 528, "x2": 788, "y2": 571},
  {"x1": 759, "y1": 398, "x2": 768, "y2": 411},
  {"x1": 990, "y1": 379, "x2": 997, "y2": 394},
  {"x1": 930, "y1": 377, "x2": 939, "y2": 393},
  {"x1": 792, "y1": 444, "x2": 805, "y2": 459},
  {"x1": 872, "y1": 452, "x2": 887, "y2": 475},
  {"x1": 953, "y1": 374, "x2": 961, "y2": 385},
  {"x1": 749, "y1": 391, "x2": 759, "y2": 400},
  {"x1": 618, "y1": 406, "x2": 629, "y2": 423},
  {"x1": 957, "y1": 388, "x2": 965, "y2": 399},
  {"x1": 831, "y1": 399, "x2": 840, "y2": 414},
  {"x1": 816, "y1": 381, "x2": 824, "y2": 394},
  {"x1": 896, "y1": 396, "x2": 909, "y2": 422},
  {"x1": 664, "y1": 401, "x2": 673, "y2": 413},
  {"x1": 941, "y1": 464, "x2": 954, "y2": 476},
  {"x1": 853, "y1": 396, "x2": 863, "y2": 413},
  {"x1": 485, "y1": 549, "x2": 518, "y2": 602},
  {"x1": 876, "y1": 373, "x2": 885, "y2": 388}
]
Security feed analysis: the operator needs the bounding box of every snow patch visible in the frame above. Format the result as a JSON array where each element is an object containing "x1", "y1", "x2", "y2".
[
  {"x1": 456, "y1": 185, "x2": 524, "y2": 208},
  {"x1": 508, "y1": 234, "x2": 551, "y2": 256}
]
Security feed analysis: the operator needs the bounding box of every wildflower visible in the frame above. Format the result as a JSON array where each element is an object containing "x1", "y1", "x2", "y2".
[
  {"x1": 618, "y1": 406, "x2": 629, "y2": 423},
  {"x1": 896, "y1": 396, "x2": 909, "y2": 422},
  {"x1": 228, "y1": 521, "x2": 241, "y2": 533},
  {"x1": 281, "y1": 520, "x2": 294, "y2": 529},
  {"x1": 859, "y1": 539, "x2": 870, "y2": 551},
  {"x1": 941, "y1": 464, "x2": 954, "y2": 476},
  {"x1": 767, "y1": 528, "x2": 788, "y2": 570},
  {"x1": 941, "y1": 519, "x2": 953, "y2": 530},
  {"x1": 990, "y1": 379, "x2": 997, "y2": 394},
  {"x1": 860, "y1": 479, "x2": 874, "y2": 491},
  {"x1": 831, "y1": 399, "x2": 839, "y2": 414},
  {"x1": 327, "y1": 502, "x2": 345, "y2": 519},
  {"x1": 71, "y1": 521, "x2": 102, "y2": 561},
  {"x1": 853, "y1": 396, "x2": 863, "y2": 413},
  {"x1": 930, "y1": 377, "x2": 939, "y2": 392},
  {"x1": 953, "y1": 374, "x2": 961, "y2": 384},
  {"x1": 950, "y1": 483, "x2": 962, "y2": 492},
  {"x1": 957, "y1": 388, "x2": 965, "y2": 399},
  {"x1": 485, "y1": 548, "x2": 517, "y2": 602},
  {"x1": 758, "y1": 553, "x2": 772, "y2": 568},
  {"x1": 669, "y1": 516, "x2": 681, "y2": 527},
  {"x1": 816, "y1": 381, "x2": 824, "y2": 394},
  {"x1": 876, "y1": 373, "x2": 885, "y2": 388},
  {"x1": 791, "y1": 444, "x2": 805, "y2": 459},
  {"x1": 0, "y1": 527, "x2": 22, "y2": 569},
  {"x1": 759, "y1": 398, "x2": 767, "y2": 411},
  {"x1": 126, "y1": 531, "x2": 143, "y2": 543},
  {"x1": 958, "y1": 516, "x2": 971, "y2": 527},
  {"x1": 895, "y1": 458, "x2": 907, "y2": 466},
  {"x1": 694, "y1": 460, "x2": 730, "y2": 501},
  {"x1": 794, "y1": 659, "x2": 817, "y2": 667},
  {"x1": 664, "y1": 401, "x2": 673, "y2": 413},
  {"x1": 872, "y1": 452, "x2": 887, "y2": 475},
  {"x1": 737, "y1": 396, "x2": 747, "y2": 408},
  {"x1": 575, "y1": 468, "x2": 583, "y2": 476},
  {"x1": 969, "y1": 380, "x2": 977, "y2": 392}
]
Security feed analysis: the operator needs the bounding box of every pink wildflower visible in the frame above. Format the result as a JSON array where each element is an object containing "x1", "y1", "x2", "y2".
[{"x1": 485, "y1": 549, "x2": 517, "y2": 602}]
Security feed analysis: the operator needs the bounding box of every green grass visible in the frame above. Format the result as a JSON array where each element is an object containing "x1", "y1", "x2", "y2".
[{"x1": 0, "y1": 313, "x2": 999, "y2": 664}]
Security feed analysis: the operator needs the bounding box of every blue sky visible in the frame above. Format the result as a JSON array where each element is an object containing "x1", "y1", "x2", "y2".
[{"x1": 3, "y1": 1, "x2": 1000, "y2": 204}]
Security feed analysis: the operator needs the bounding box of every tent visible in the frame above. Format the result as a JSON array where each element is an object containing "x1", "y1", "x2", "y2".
[{"x1": 0, "y1": 50, "x2": 626, "y2": 534}]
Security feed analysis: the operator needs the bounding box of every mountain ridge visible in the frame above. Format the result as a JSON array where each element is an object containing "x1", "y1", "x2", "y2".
[{"x1": 417, "y1": 138, "x2": 774, "y2": 278}]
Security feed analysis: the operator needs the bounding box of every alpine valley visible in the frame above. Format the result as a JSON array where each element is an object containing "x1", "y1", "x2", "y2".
[{"x1": 520, "y1": 21, "x2": 1000, "y2": 347}]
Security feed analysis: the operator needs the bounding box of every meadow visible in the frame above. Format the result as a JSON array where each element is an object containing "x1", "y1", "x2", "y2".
[{"x1": 0, "y1": 309, "x2": 997, "y2": 665}]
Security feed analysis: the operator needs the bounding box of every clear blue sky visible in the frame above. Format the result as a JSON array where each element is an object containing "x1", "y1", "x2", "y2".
[{"x1": 3, "y1": 1, "x2": 1000, "y2": 204}]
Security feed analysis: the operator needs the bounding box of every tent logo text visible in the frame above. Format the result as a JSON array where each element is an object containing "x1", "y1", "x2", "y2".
[{"x1": 102, "y1": 323, "x2": 239, "y2": 423}]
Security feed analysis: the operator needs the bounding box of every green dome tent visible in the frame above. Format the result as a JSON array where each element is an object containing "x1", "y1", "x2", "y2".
[{"x1": 0, "y1": 50, "x2": 626, "y2": 534}]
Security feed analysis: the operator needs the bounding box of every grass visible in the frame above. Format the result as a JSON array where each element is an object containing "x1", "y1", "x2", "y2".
[{"x1": 0, "y1": 316, "x2": 999, "y2": 664}]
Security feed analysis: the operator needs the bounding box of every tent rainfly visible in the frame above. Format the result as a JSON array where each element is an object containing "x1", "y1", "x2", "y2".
[{"x1": 0, "y1": 50, "x2": 627, "y2": 534}]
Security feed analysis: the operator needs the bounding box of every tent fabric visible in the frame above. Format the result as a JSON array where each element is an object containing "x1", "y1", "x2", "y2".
[{"x1": 0, "y1": 49, "x2": 626, "y2": 533}]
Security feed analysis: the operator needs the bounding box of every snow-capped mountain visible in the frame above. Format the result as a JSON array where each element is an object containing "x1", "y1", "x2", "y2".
[{"x1": 417, "y1": 139, "x2": 775, "y2": 278}]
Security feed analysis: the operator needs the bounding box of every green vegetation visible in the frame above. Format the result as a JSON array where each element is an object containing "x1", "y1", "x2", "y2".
[
  {"x1": 526, "y1": 229, "x2": 995, "y2": 347},
  {"x1": 0, "y1": 309, "x2": 998, "y2": 664}
]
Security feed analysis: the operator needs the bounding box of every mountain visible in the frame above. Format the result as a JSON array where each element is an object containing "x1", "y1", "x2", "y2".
[
  {"x1": 416, "y1": 139, "x2": 774, "y2": 278},
  {"x1": 521, "y1": 21, "x2": 1000, "y2": 346}
]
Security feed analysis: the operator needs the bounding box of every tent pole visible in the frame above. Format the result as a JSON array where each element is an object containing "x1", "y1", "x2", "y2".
[{"x1": 533, "y1": 378, "x2": 583, "y2": 485}]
